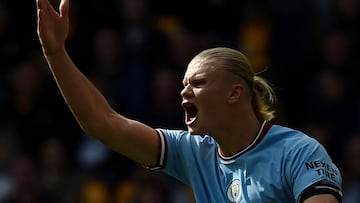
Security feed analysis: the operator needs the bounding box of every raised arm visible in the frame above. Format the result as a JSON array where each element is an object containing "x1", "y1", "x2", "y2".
[{"x1": 36, "y1": 0, "x2": 160, "y2": 166}]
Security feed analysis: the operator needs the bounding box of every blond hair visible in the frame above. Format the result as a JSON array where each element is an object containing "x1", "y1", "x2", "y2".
[{"x1": 190, "y1": 47, "x2": 276, "y2": 121}]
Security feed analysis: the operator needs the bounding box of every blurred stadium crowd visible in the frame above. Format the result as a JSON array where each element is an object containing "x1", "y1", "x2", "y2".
[{"x1": 0, "y1": 0, "x2": 359, "y2": 202}]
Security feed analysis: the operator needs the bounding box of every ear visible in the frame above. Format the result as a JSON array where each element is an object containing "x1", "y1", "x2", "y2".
[{"x1": 227, "y1": 84, "x2": 244, "y2": 104}]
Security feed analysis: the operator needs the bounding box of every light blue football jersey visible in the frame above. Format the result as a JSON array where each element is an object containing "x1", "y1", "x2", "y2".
[{"x1": 147, "y1": 121, "x2": 342, "y2": 203}]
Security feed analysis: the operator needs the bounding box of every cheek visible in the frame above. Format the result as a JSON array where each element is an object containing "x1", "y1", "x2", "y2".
[{"x1": 198, "y1": 89, "x2": 227, "y2": 111}]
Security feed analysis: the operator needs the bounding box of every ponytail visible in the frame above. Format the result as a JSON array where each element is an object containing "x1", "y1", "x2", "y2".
[{"x1": 252, "y1": 75, "x2": 276, "y2": 121}]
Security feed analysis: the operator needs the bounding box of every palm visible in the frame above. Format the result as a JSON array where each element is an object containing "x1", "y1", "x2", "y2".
[{"x1": 37, "y1": 0, "x2": 69, "y2": 55}]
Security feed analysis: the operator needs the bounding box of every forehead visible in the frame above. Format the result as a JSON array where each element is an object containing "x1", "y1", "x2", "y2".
[{"x1": 184, "y1": 59, "x2": 217, "y2": 79}]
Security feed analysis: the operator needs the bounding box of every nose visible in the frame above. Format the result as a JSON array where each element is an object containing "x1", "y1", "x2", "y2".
[{"x1": 181, "y1": 84, "x2": 194, "y2": 99}]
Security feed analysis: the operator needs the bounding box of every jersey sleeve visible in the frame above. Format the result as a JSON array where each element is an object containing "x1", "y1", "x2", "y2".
[
  {"x1": 284, "y1": 135, "x2": 342, "y2": 202},
  {"x1": 144, "y1": 128, "x2": 197, "y2": 185}
]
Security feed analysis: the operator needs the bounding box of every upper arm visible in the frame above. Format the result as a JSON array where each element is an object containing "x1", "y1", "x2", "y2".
[
  {"x1": 299, "y1": 183, "x2": 342, "y2": 203},
  {"x1": 95, "y1": 112, "x2": 161, "y2": 167},
  {"x1": 303, "y1": 194, "x2": 339, "y2": 203},
  {"x1": 284, "y1": 136, "x2": 342, "y2": 202}
]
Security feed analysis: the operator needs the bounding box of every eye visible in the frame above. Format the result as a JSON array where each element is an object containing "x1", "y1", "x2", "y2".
[{"x1": 191, "y1": 79, "x2": 206, "y2": 87}]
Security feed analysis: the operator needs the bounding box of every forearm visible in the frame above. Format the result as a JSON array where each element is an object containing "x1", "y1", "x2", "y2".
[
  {"x1": 44, "y1": 48, "x2": 120, "y2": 136},
  {"x1": 43, "y1": 48, "x2": 160, "y2": 165}
]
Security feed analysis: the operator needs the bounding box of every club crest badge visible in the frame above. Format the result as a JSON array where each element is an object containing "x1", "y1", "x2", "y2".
[{"x1": 227, "y1": 179, "x2": 242, "y2": 202}]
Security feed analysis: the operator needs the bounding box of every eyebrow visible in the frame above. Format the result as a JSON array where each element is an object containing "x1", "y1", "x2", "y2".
[{"x1": 182, "y1": 78, "x2": 187, "y2": 86}]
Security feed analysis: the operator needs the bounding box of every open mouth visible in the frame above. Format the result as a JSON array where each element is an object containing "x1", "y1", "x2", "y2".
[{"x1": 182, "y1": 103, "x2": 198, "y2": 125}]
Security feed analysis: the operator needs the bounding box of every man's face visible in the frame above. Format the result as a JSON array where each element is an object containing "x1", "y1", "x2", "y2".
[{"x1": 181, "y1": 61, "x2": 234, "y2": 135}]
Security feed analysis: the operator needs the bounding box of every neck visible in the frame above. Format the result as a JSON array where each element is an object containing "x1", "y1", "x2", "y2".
[{"x1": 216, "y1": 113, "x2": 262, "y2": 157}]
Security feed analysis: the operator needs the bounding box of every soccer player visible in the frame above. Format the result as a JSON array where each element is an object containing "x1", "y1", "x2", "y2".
[{"x1": 36, "y1": 0, "x2": 342, "y2": 202}]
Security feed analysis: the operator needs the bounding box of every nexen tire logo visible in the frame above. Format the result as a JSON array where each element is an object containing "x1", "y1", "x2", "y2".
[{"x1": 305, "y1": 160, "x2": 339, "y2": 181}]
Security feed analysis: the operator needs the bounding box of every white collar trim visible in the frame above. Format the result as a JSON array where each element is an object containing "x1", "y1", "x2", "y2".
[{"x1": 218, "y1": 120, "x2": 267, "y2": 161}]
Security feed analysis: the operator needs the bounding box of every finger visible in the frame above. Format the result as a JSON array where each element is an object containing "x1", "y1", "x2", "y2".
[
  {"x1": 37, "y1": 0, "x2": 56, "y2": 15},
  {"x1": 36, "y1": 0, "x2": 48, "y2": 22},
  {"x1": 59, "y1": 0, "x2": 69, "y2": 18},
  {"x1": 44, "y1": 0, "x2": 54, "y2": 12},
  {"x1": 36, "y1": 0, "x2": 46, "y2": 11}
]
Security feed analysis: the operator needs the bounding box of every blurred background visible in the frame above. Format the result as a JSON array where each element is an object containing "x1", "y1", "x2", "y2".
[{"x1": 0, "y1": 0, "x2": 359, "y2": 202}]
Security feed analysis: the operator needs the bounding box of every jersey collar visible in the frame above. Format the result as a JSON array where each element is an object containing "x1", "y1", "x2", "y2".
[{"x1": 218, "y1": 120, "x2": 272, "y2": 162}]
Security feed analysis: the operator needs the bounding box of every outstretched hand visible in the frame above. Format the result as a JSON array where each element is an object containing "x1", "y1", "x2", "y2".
[{"x1": 36, "y1": 0, "x2": 69, "y2": 55}]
